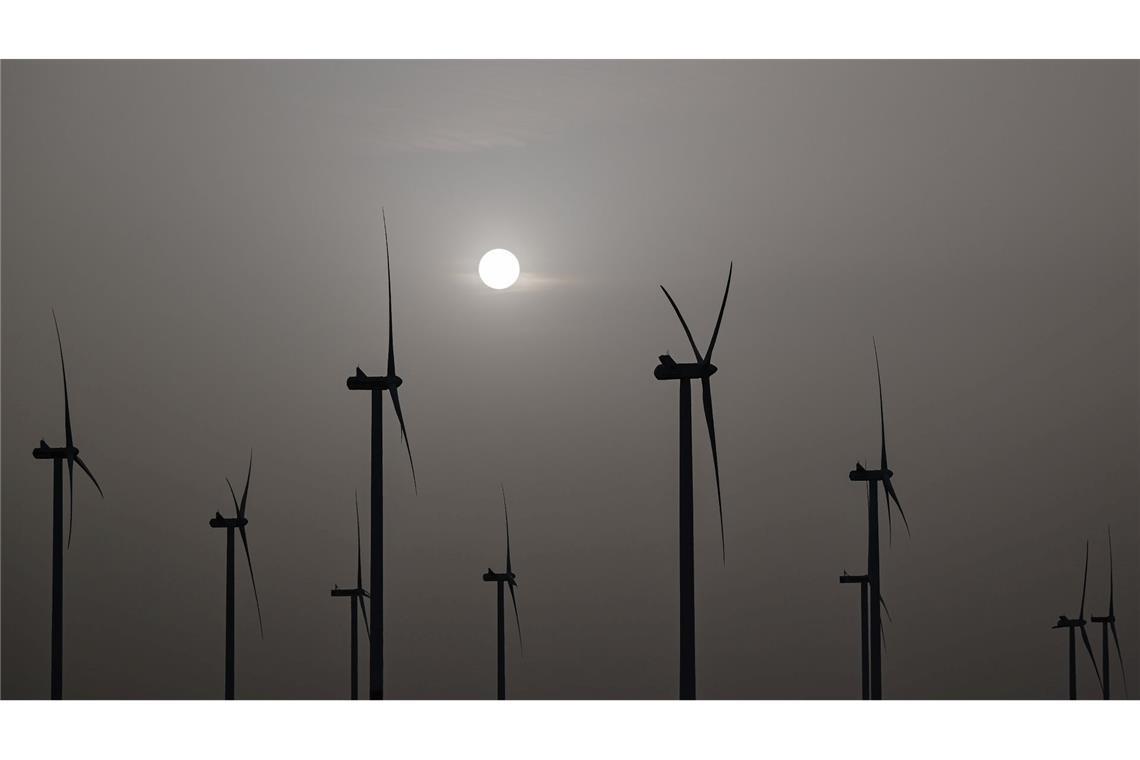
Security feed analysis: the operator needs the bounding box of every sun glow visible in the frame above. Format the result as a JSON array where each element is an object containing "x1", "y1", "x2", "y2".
[{"x1": 478, "y1": 249, "x2": 520, "y2": 290}]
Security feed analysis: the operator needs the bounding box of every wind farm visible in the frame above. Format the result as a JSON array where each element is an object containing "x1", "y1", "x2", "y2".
[{"x1": 2, "y1": 61, "x2": 1137, "y2": 704}]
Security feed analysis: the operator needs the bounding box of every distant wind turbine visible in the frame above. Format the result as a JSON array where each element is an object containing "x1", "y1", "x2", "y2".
[
  {"x1": 839, "y1": 568, "x2": 892, "y2": 700},
  {"x1": 1052, "y1": 541, "x2": 1102, "y2": 699},
  {"x1": 330, "y1": 493, "x2": 371, "y2": 699},
  {"x1": 1089, "y1": 528, "x2": 1126, "y2": 699},
  {"x1": 482, "y1": 485, "x2": 522, "y2": 700},
  {"x1": 208, "y1": 452, "x2": 263, "y2": 700},
  {"x1": 653, "y1": 263, "x2": 732, "y2": 700},
  {"x1": 345, "y1": 209, "x2": 417, "y2": 700},
  {"x1": 848, "y1": 340, "x2": 909, "y2": 700},
  {"x1": 32, "y1": 311, "x2": 104, "y2": 699}
]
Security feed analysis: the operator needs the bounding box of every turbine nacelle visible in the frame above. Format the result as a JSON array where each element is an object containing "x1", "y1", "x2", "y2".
[
  {"x1": 32, "y1": 442, "x2": 79, "y2": 460},
  {"x1": 346, "y1": 368, "x2": 403, "y2": 391},
  {"x1": 209, "y1": 514, "x2": 249, "y2": 529},
  {"x1": 483, "y1": 569, "x2": 516, "y2": 585},
  {"x1": 1089, "y1": 615, "x2": 1115, "y2": 624},
  {"x1": 1054, "y1": 615, "x2": 1087, "y2": 629},
  {"x1": 839, "y1": 573, "x2": 870, "y2": 584},
  {"x1": 849, "y1": 463, "x2": 894, "y2": 482},
  {"x1": 654, "y1": 358, "x2": 718, "y2": 381},
  {"x1": 330, "y1": 587, "x2": 367, "y2": 598}
]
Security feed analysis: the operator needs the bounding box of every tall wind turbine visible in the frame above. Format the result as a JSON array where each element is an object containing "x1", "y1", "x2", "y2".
[
  {"x1": 482, "y1": 485, "x2": 522, "y2": 700},
  {"x1": 208, "y1": 452, "x2": 263, "y2": 700},
  {"x1": 31, "y1": 311, "x2": 104, "y2": 699},
  {"x1": 330, "y1": 493, "x2": 371, "y2": 699},
  {"x1": 848, "y1": 340, "x2": 909, "y2": 700},
  {"x1": 345, "y1": 209, "x2": 417, "y2": 700},
  {"x1": 653, "y1": 263, "x2": 732, "y2": 700},
  {"x1": 1089, "y1": 528, "x2": 1126, "y2": 699},
  {"x1": 1052, "y1": 541, "x2": 1102, "y2": 699}
]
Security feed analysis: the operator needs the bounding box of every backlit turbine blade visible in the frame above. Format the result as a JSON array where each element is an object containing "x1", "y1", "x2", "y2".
[
  {"x1": 883, "y1": 481, "x2": 893, "y2": 546},
  {"x1": 874, "y1": 338, "x2": 887, "y2": 472},
  {"x1": 53, "y1": 312, "x2": 79, "y2": 547},
  {"x1": 238, "y1": 525, "x2": 264, "y2": 639},
  {"x1": 883, "y1": 478, "x2": 910, "y2": 538},
  {"x1": 659, "y1": 286, "x2": 703, "y2": 363},
  {"x1": 1110, "y1": 621, "x2": 1128, "y2": 698},
  {"x1": 879, "y1": 593, "x2": 893, "y2": 623},
  {"x1": 73, "y1": 455, "x2": 103, "y2": 499},
  {"x1": 238, "y1": 451, "x2": 252, "y2": 518},
  {"x1": 355, "y1": 491, "x2": 363, "y2": 590},
  {"x1": 704, "y1": 262, "x2": 733, "y2": 363},
  {"x1": 65, "y1": 456, "x2": 76, "y2": 549},
  {"x1": 501, "y1": 484, "x2": 512, "y2": 575},
  {"x1": 383, "y1": 208, "x2": 396, "y2": 379},
  {"x1": 388, "y1": 386, "x2": 417, "y2": 493},
  {"x1": 508, "y1": 581, "x2": 523, "y2": 654},
  {"x1": 700, "y1": 378, "x2": 726, "y2": 563},
  {"x1": 359, "y1": 595, "x2": 371, "y2": 641},
  {"x1": 1080, "y1": 623, "x2": 1102, "y2": 692},
  {"x1": 1080, "y1": 541, "x2": 1089, "y2": 620},
  {"x1": 226, "y1": 478, "x2": 240, "y2": 517}
]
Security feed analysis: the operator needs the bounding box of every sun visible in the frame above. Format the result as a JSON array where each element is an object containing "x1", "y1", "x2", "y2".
[{"x1": 478, "y1": 249, "x2": 520, "y2": 290}]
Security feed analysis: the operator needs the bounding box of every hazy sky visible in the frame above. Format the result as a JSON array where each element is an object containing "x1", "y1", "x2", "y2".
[{"x1": 2, "y1": 61, "x2": 1137, "y2": 699}]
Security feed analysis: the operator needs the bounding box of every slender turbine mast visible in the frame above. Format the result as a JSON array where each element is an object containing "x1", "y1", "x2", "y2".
[
  {"x1": 482, "y1": 485, "x2": 522, "y2": 700},
  {"x1": 208, "y1": 452, "x2": 263, "y2": 700},
  {"x1": 1052, "y1": 541, "x2": 1102, "y2": 699},
  {"x1": 653, "y1": 263, "x2": 732, "y2": 700},
  {"x1": 31, "y1": 311, "x2": 104, "y2": 699},
  {"x1": 1089, "y1": 528, "x2": 1128, "y2": 700},
  {"x1": 848, "y1": 340, "x2": 909, "y2": 700},
  {"x1": 345, "y1": 209, "x2": 417, "y2": 700},
  {"x1": 331, "y1": 493, "x2": 371, "y2": 699}
]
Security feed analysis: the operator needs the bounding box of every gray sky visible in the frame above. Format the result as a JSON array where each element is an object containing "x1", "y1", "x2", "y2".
[{"x1": 2, "y1": 60, "x2": 1137, "y2": 699}]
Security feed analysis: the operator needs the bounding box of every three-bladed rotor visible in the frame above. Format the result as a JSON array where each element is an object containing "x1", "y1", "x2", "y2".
[
  {"x1": 1053, "y1": 541, "x2": 1102, "y2": 691},
  {"x1": 216, "y1": 451, "x2": 264, "y2": 639},
  {"x1": 655, "y1": 263, "x2": 733, "y2": 561},
  {"x1": 1090, "y1": 527, "x2": 1127, "y2": 697},
  {"x1": 484, "y1": 485, "x2": 523, "y2": 650}
]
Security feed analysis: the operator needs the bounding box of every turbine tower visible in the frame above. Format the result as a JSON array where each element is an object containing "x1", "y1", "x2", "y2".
[
  {"x1": 208, "y1": 452, "x2": 263, "y2": 699},
  {"x1": 653, "y1": 263, "x2": 732, "y2": 700},
  {"x1": 1088, "y1": 529, "x2": 1126, "y2": 699},
  {"x1": 848, "y1": 340, "x2": 909, "y2": 700},
  {"x1": 31, "y1": 312, "x2": 104, "y2": 699},
  {"x1": 330, "y1": 493, "x2": 371, "y2": 699},
  {"x1": 345, "y1": 209, "x2": 417, "y2": 699},
  {"x1": 1052, "y1": 541, "x2": 1101, "y2": 699},
  {"x1": 482, "y1": 485, "x2": 522, "y2": 700}
]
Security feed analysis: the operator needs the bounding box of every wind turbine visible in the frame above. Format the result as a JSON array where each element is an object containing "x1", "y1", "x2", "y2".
[
  {"x1": 31, "y1": 311, "x2": 104, "y2": 699},
  {"x1": 345, "y1": 209, "x2": 417, "y2": 700},
  {"x1": 847, "y1": 339, "x2": 909, "y2": 700},
  {"x1": 653, "y1": 263, "x2": 732, "y2": 700},
  {"x1": 330, "y1": 492, "x2": 371, "y2": 699},
  {"x1": 482, "y1": 485, "x2": 522, "y2": 700},
  {"x1": 1089, "y1": 528, "x2": 1126, "y2": 699},
  {"x1": 208, "y1": 452, "x2": 263, "y2": 700},
  {"x1": 1052, "y1": 541, "x2": 1101, "y2": 699}
]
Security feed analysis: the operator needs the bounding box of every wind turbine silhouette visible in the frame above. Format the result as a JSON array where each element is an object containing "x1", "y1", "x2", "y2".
[
  {"x1": 847, "y1": 340, "x2": 909, "y2": 700},
  {"x1": 345, "y1": 210, "x2": 417, "y2": 700},
  {"x1": 208, "y1": 452, "x2": 263, "y2": 700},
  {"x1": 330, "y1": 492, "x2": 371, "y2": 699},
  {"x1": 1052, "y1": 541, "x2": 1101, "y2": 699},
  {"x1": 482, "y1": 485, "x2": 522, "y2": 700},
  {"x1": 31, "y1": 311, "x2": 104, "y2": 699},
  {"x1": 1089, "y1": 528, "x2": 1126, "y2": 699},
  {"x1": 653, "y1": 263, "x2": 732, "y2": 700}
]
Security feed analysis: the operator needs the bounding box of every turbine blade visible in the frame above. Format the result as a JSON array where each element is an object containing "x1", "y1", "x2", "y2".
[
  {"x1": 359, "y1": 595, "x2": 371, "y2": 642},
  {"x1": 73, "y1": 455, "x2": 104, "y2": 499},
  {"x1": 659, "y1": 286, "x2": 703, "y2": 363},
  {"x1": 883, "y1": 481, "x2": 893, "y2": 546},
  {"x1": 53, "y1": 310, "x2": 73, "y2": 451},
  {"x1": 388, "y1": 386, "x2": 417, "y2": 493},
  {"x1": 883, "y1": 478, "x2": 910, "y2": 537},
  {"x1": 508, "y1": 581, "x2": 523, "y2": 654},
  {"x1": 383, "y1": 208, "x2": 396, "y2": 379},
  {"x1": 1080, "y1": 541, "x2": 1089, "y2": 620},
  {"x1": 226, "y1": 477, "x2": 240, "y2": 516},
  {"x1": 879, "y1": 593, "x2": 893, "y2": 623},
  {"x1": 238, "y1": 525, "x2": 264, "y2": 639},
  {"x1": 1080, "y1": 624, "x2": 1102, "y2": 691},
  {"x1": 1110, "y1": 621, "x2": 1128, "y2": 697},
  {"x1": 66, "y1": 456, "x2": 75, "y2": 549},
  {"x1": 501, "y1": 484, "x2": 513, "y2": 575},
  {"x1": 874, "y1": 337, "x2": 887, "y2": 472},
  {"x1": 700, "y1": 378, "x2": 726, "y2": 563},
  {"x1": 238, "y1": 451, "x2": 252, "y2": 518},
  {"x1": 704, "y1": 262, "x2": 733, "y2": 363},
  {"x1": 355, "y1": 490, "x2": 363, "y2": 591}
]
